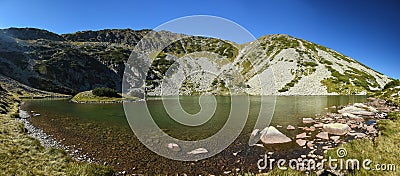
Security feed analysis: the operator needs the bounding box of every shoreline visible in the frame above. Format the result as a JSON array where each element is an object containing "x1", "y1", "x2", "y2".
[{"x1": 17, "y1": 107, "x2": 98, "y2": 164}]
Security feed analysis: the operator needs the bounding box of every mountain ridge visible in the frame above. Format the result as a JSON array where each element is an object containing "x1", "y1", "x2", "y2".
[{"x1": 0, "y1": 27, "x2": 392, "y2": 96}]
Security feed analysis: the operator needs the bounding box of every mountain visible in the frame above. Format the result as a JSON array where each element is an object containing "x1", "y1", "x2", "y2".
[{"x1": 0, "y1": 27, "x2": 392, "y2": 96}]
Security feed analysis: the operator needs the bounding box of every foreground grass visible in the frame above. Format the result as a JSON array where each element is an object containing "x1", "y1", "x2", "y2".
[
  {"x1": 325, "y1": 111, "x2": 400, "y2": 176},
  {"x1": 0, "y1": 92, "x2": 113, "y2": 175},
  {"x1": 71, "y1": 91, "x2": 123, "y2": 103}
]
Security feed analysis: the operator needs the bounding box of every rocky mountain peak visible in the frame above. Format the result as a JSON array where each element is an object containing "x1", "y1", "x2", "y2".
[{"x1": 0, "y1": 27, "x2": 64, "y2": 41}]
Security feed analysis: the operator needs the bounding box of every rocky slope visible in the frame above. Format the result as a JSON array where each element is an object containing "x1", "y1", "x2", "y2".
[{"x1": 0, "y1": 27, "x2": 392, "y2": 96}]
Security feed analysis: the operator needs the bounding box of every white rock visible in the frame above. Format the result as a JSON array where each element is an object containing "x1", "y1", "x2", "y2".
[
  {"x1": 323, "y1": 123, "x2": 351, "y2": 135},
  {"x1": 260, "y1": 126, "x2": 292, "y2": 144}
]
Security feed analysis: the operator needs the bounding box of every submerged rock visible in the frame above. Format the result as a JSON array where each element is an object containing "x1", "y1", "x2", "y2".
[
  {"x1": 166, "y1": 143, "x2": 181, "y2": 152},
  {"x1": 260, "y1": 126, "x2": 292, "y2": 144},
  {"x1": 323, "y1": 123, "x2": 351, "y2": 135},
  {"x1": 187, "y1": 148, "x2": 208, "y2": 155},
  {"x1": 286, "y1": 125, "x2": 295, "y2": 130}
]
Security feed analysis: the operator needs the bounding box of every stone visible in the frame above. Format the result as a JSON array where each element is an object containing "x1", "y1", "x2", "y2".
[
  {"x1": 253, "y1": 144, "x2": 264, "y2": 147},
  {"x1": 187, "y1": 148, "x2": 208, "y2": 155},
  {"x1": 296, "y1": 139, "x2": 307, "y2": 146},
  {"x1": 286, "y1": 125, "x2": 295, "y2": 130},
  {"x1": 354, "y1": 103, "x2": 368, "y2": 109},
  {"x1": 314, "y1": 123, "x2": 324, "y2": 128},
  {"x1": 354, "y1": 133, "x2": 367, "y2": 138},
  {"x1": 304, "y1": 126, "x2": 316, "y2": 132},
  {"x1": 329, "y1": 106, "x2": 337, "y2": 109},
  {"x1": 322, "y1": 146, "x2": 333, "y2": 150},
  {"x1": 260, "y1": 126, "x2": 292, "y2": 144},
  {"x1": 307, "y1": 141, "x2": 315, "y2": 148},
  {"x1": 368, "y1": 106, "x2": 378, "y2": 113},
  {"x1": 338, "y1": 106, "x2": 374, "y2": 116},
  {"x1": 322, "y1": 123, "x2": 351, "y2": 135},
  {"x1": 223, "y1": 171, "x2": 231, "y2": 174},
  {"x1": 296, "y1": 132, "x2": 307, "y2": 139},
  {"x1": 366, "y1": 125, "x2": 377, "y2": 134},
  {"x1": 303, "y1": 118, "x2": 315, "y2": 124},
  {"x1": 316, "y1": 132, "x2": 329, "y2": 140},
  {"x1": 330, "y1": 136, "x2": 340, "y2": 141},
  {"x1": 276, "y1": 125, "x2": 283, "y2": 128},
  {"x1": 350, "y1": 124, "x2": 358, "y2": 129},
  {"x1": 342, "y1": 112, "x2": 358, "y2": 119}
]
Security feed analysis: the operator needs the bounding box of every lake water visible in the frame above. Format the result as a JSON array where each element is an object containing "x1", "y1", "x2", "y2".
[{"x1": 21, "y1": 95, "x2": 366, "y2": 174}]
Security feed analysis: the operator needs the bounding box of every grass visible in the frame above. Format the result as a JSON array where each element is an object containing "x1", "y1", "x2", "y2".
[
  {"x1": 71, "y1": 90, "x2": 124, "y2": 103},
  {"x1": 0, "y1": 91, "x2": 113, "y2": 175}
]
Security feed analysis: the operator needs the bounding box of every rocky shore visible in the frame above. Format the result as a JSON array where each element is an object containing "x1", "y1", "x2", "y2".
[
  {"x1": 17, "y1": 106, "x2": 98, "y2": 164},
  {"x1": 252, "y1": 97, "x2": 399, "y2": 174}
]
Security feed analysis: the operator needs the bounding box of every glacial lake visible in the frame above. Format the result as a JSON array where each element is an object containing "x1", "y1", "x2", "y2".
[{"x1": 21, "y1": 95, "x2": 366, "y2": 174}]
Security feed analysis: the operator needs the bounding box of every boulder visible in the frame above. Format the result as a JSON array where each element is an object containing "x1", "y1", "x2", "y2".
[
  {"x1": 260, "y1": 126, "x2": 292, "y2": 144},
  {"x1": 316, "y1": 132, "x2": 329, "y2": 140},
  {"x1": 338, "y1": 106, "x2": 374, "y2": 116},
  {"x1": 323, "y1": 123, "x2": 351, "y2": 135}
]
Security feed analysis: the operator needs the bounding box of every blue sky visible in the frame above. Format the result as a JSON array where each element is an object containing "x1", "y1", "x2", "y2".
[{"x1": 0, "y1": 0, "x2": 399, "y2": 79}]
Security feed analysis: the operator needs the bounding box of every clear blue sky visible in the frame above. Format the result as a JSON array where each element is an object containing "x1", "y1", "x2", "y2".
[{"x1": 0, "y1": 0, "x2": 399, "y2": 79}]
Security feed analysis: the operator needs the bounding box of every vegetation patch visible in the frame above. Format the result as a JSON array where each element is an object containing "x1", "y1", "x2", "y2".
[
  {"x1": 278, "y1": 76, "x2": 302, "y2": 92},
  {"x1": 321, "y1": 66, "x2": 379, "y2": 94},
  {"x1": 71, "y1": 89, "x2": 124, "y2": 103},
  {"x1": 161, "y1": 36, "x2": 238, "y2": 62}
]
